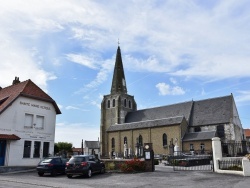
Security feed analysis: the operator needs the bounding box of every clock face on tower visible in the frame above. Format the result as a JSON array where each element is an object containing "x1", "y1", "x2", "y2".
[{"x1": 145, "y1": 144, "x2": 149, "y2": 150}]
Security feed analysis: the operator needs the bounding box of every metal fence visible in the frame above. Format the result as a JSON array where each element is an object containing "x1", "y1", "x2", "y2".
[
  {"x1": 221, "y1": 141, "x2": 248, "y2": 157},
  {"x1": 218, "y1": 159, "x2": 243, "y2": 171},
  {"x1": 167, "y1": 155, "x2": 214, "y2": 171}
]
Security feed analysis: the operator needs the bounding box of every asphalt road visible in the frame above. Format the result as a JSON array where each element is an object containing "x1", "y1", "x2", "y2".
[{"x1": 0, "y1": 165, "x2": 250, "y2": 188}]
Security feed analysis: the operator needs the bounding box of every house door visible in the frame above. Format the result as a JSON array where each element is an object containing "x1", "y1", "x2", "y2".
[{"x1": 0, "y1": 140, "x2": 6, "y2": 166}]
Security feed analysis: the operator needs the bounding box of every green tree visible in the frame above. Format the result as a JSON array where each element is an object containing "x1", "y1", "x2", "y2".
[{"x1": 54, "y1": 142, "x2": 73, "y2": 157}]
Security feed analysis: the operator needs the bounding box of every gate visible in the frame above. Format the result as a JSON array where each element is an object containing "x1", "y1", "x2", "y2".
[{"x1": 168, "y1": 155, "x2": 214, "y2": 171}]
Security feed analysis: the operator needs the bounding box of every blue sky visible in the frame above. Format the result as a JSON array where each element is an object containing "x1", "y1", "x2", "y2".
[{"x1": 1, "y1": 0, "x2": 250, "y2": 147}]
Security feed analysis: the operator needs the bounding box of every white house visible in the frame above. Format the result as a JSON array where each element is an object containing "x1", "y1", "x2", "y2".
[{"x1": 0, "y1": 77, "x2": 61, "y2": 166}]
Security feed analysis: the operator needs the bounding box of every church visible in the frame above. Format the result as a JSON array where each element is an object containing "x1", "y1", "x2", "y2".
[{"x1": 100, "y1": 46, "x2": 244, "y2": 158}]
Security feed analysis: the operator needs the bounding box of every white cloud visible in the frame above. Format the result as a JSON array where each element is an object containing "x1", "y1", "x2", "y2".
[
  {"x1": 65, "y1": 106, "x2": 81, "y2": 110},
  {"x1": 66, "y1": 54, "x2": 98, "y2": 69},
  {"x1": 235, "y1": 91, "x2": 250, "y2": 103},
  {"x1": 170, "y1": 77, "x2": 177, "y2": 85},
  {"x1": 156, "y1": 83, "x2": 185, "y2": 96}
]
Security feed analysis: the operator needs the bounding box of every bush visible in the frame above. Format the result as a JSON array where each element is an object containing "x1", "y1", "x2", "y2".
[{"x1": 119, "y1": 158, "x2": 146, "y2": 173}]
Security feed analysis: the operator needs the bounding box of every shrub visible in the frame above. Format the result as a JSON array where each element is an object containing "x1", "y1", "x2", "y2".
[
  {"x1": 227, "y1": 165, "x2": 243, "y2": 171},
  {"x1": 119, "y1": 158, "x2": 146, "y2": 173}
]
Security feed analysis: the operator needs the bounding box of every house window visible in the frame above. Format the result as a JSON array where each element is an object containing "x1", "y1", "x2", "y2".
[
  {"x1": 24, "y1": 114, "x2": 33, "y2": 128},
  {"x1": 111, "y1": 138, "x2": 115, "y2": 148},
  {"x1": 163, "y1": 133, "x2": 167, "y2": 146},
  {"x1": 112, "y1": 99, "x2": 115, "y2": 107},
  {"x1": 43, "y1": 142, "x2": 50, "y2": 158},
  {"x1": 194, "y1": 127, "x2": 201, "y2": 132},
  {"x1": 124, "y1": 99, "x2": 127, "y2": 107},
  {"x1": 36, "y1": 115, "x2": 44, "y2": 129},
  {"x1": 107, "y1": 100, "x2": 110, "y2": 108},
  {"x1": 124, "y1": 137, "x2": 127, "y2": 144},
  {"x1": 200, "y1": 143, "x2": 205, "y2": 154},
  {"x1": 33, "y1": 141, "x2": 41, "y2": 158},
  {"x1": 129, "y1": 100, "x2": 131, "y2": 108},
  {"x1": 23, "y1": 141, "x2": 31, "y2": 158},
  {"x1": 190, "y1": 144, "x2": 194, "y2": 151}
]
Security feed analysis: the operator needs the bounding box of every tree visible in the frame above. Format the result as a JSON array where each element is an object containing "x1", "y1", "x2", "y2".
[{"x1": 54, "y1": 142, "x2": 73, "y2": 157}]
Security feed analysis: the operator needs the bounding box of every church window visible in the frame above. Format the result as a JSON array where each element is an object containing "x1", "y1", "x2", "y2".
[
  {"x1": 139, "y1": 135, "x2": 143, "y2": 146},
  {"x1": 111, "y1": 138, "x2": 115, "y2": 148},
  {"x1": 129, "y1": 100, "x2": 131, "y2": 108},
  {"x1": 200, "y1": 143, "x2": 205, "y2": 154},
  {"x1": 124, "y1": 99, "x2": 127, "y2": 107},
  {"x1": 124, "y1": 137, "x2": 127, "y2": 144},
  {"x1": 194, "y1": 127, "x2": 201, "y2": 132},
  {"x1": 107, "y1": 100, "x2": 110, "y2": 108},
  {"x1": 217, "y1": 124, "x2": 225, "y2": 138},
  {"x1": 112, "y1": 99, "x2": 115, "y2": 107},
  {"x1": 163, "y1": 133, "x2": 167, "y2": 146}
]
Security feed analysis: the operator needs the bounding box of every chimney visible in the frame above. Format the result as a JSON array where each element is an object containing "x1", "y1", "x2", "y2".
[{"x1": 12, "y1": 77, "x2": 20, "y2": 85}]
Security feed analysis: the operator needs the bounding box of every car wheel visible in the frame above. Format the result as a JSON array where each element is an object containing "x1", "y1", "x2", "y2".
[
  {"x1": 67, "y1": 174, "x2": 73, "y2": 178},
  {"x1": 87, "y1": 169, "x2": 92, "y2": 178},
  {"x1": 51, "y1": 170, "x2": 57, "y2": 177},
  {"x1": 38, "y1": 172, "x2": 44, "y2": 176},
  {"x1": 100, "y1": 166, "x2": 105, "y2": 174}
]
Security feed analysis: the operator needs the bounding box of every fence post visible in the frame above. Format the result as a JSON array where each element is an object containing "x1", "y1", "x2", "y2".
[
  {"x1": 212, "y1": 137, "x2": 222, "y2": 172},
  {"x1": 242, "y1": 157, "x2": 250, "y2": 176}
]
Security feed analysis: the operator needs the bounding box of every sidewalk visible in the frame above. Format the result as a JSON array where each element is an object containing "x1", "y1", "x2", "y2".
[{"x1": 0, "y1": 166, "x2": 36, "y2": 174}]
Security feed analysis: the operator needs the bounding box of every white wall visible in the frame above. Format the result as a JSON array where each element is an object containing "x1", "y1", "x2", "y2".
[{"x1": 0, "y1": 96, "x2": 57, "y2": 166}]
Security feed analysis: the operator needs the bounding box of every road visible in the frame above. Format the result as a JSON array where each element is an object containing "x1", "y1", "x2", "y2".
[{"x1": 0, "y1": 165, "x2": 250, "y2": 188}]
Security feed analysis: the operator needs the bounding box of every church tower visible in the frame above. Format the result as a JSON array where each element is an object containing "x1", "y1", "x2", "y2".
[{"x1": 100, "y1": 46, "x2": 137, "y2": 157}]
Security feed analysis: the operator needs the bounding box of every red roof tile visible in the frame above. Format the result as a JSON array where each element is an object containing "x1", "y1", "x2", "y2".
[
  {"x1": 244, "y1": 129, "x2": 250, "y2": 137},
  {"x1": 0, "y1": 134, "x2": 20, "y2": 140},
  {"x1": 0, "y1": 79, "x2": 61, "y2": 114}
]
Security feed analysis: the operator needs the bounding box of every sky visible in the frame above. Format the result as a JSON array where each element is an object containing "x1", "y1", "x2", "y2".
[{"x1": 1, "y1": 0, "x2": 250, "y2": 148}]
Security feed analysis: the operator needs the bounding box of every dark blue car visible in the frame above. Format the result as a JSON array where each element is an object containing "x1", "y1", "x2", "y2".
[{"x1": 36, "y1": 157, "x2": 68, "y2": 176}]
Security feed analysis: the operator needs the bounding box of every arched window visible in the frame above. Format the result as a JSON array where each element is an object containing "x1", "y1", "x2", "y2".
[
  {"x1": 129, "y1": 100, "x2": 131, "y2": 108},
  {"x1": 124, "y1": 99, "x2": 127, "y2": 107},
  {"x1": 111, "y1": 138, "x2": 115, "y2": 148},
  {"x1": 124, "y1": 137, "x2": 127, "y2": 144},
  {"x1": 112, "y1": 99, "x2": 115, "y2": 107},
  {"x1": 163, "y1": 133, "x2": 167, "y2": 146},
  {"x1": 138, "y1": 135, "x2": 143, "y2": 146},
  {"x1": 107, "y1": 100, "x2": 110, "y2": 108}
]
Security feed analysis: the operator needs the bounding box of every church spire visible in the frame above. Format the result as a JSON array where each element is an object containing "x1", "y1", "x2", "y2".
[{"x1": 111, "y1": 45, "x2": 127, "y2": 94}]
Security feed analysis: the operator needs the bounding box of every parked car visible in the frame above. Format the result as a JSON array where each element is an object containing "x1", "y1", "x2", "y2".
[
  {"x1": 65, "y1": 155, "x2": 105, "y2": 178},
  {"x1": 36, "y1": 157, "x2": 68, "y2": 176}
]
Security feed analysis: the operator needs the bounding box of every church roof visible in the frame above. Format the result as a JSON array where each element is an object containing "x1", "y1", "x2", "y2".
[
  {"x1": 0, "y1": 78, "x2": 61, "y2": 114},
  {"x1": 110, "y1": 46, "x2": 127, "y2": 94},
  {"x1": 125, "y1": 101, "x2": 193, "y2": 123},
  {"x1": 84, "y1": 141, "x2": 100, "y2": 149},
  {"x1": 189, "y1": 95, "x2": 233, "y2": 127},
  {"x1": 107, "y1": 95, "x2": 235, "y2": 132},
  {"x1": 182, "y1": 131, "x2": 217, "y2": 141},
  {"x1": 107, "y1": 116, "x2": 185, "y2": 132}
]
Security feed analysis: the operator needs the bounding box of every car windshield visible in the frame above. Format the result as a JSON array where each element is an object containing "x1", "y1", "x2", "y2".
[{"x1": 69, "y1": 157, "x2": 86, "y2": 163}]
